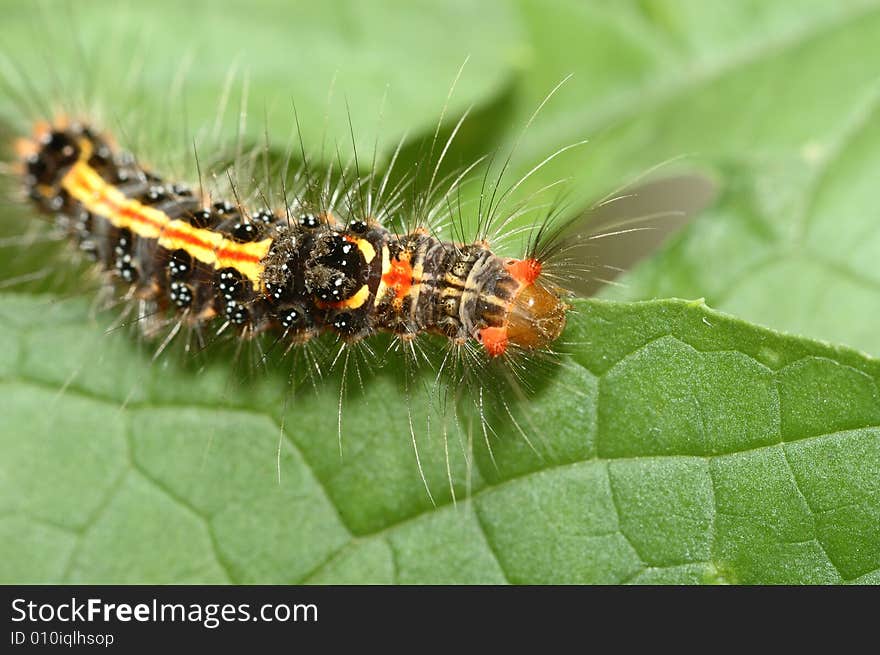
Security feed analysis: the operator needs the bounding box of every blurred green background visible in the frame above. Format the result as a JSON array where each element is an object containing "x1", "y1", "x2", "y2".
[{"x1": 1, "y1": 0, "x2": 880, "y2": 584}]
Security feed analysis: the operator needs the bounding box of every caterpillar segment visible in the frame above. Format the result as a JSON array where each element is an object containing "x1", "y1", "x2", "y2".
[{"x1": 21, "y1": 122, "x2": 569, "y2": 356}]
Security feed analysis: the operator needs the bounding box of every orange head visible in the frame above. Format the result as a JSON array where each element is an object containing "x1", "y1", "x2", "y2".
[{"x1": 478, "y1": 258, "x2": 568, "y2": 357}]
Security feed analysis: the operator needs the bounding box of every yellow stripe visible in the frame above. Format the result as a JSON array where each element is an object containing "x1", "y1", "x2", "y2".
[
  {"x1": 374, "y1": 244, "x2": 392, "y2": 305},
  {"x1": 217, "y1": 238, "x2": 273, "y2": 283},
  {"x1": 408, "y1": 241, "x2": 427, "y2": 322},
  {"x1": 59, "y1": 141, "x2": 272, "y2": 286},
  {"x1": 356, "y1": 237, "x2": 376, "y2": 263},
  {"x1": 340, "y1": 284, "x2": 371, "y2": 310},
  {"x1": 157, "y1": 221, "x2": 224, "y2": 264},
  {"x1": 64, "y1": 163, "x2": 167, "y2": 240}
]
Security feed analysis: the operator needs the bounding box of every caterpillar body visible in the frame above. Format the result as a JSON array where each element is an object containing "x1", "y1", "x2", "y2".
[{"x1": 18, "y1": 121, "x2": 567, "y2": 360}]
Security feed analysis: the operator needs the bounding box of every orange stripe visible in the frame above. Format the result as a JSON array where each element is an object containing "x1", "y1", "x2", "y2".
[
  {"x1": 61, "y1": 155, "x2": 272, "y2": 285},
  {"x1": 216, "y1": 247, "x2": 260, "y2": 264},
  {"x1": 161, "y1": 226, "x2": 209, "y2": 250}
]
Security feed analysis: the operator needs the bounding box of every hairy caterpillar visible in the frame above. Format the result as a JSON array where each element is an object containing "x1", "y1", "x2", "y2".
[
  {"x1": 0, "y1": 4, "x2": 715, "y2": 505},
  {"x1": 5, "y1": 113, "x2": 712, "y2": 494},
  {"x1": 17, "y1": 120, "x2": 567, "y2": 360}
]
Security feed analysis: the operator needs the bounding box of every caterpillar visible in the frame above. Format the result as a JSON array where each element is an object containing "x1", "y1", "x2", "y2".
[
  {"x1": 5, "y1": 114, "x2": 714, "y2": 498},
  {"x1": 16, "y1": 120, "x2": 566, "y2": 361}
]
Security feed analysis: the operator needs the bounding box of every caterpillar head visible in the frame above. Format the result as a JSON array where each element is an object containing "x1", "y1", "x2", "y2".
[{"x1": 478, "y1": 258, "x2": 568, "y2": 357}]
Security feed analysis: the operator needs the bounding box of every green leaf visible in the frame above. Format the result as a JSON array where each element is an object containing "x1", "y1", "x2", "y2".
[
  {"x1": 2, "y1": 295, "x2": 879, "y2": 584},
  {"x1": 2, "y1": 0, "x2": 880, "y2": 584}
]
